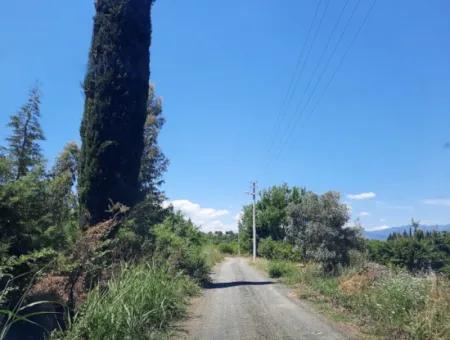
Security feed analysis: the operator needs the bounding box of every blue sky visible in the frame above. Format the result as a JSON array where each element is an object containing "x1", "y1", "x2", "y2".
[{"x1": 1, "y1": 0, "x2": 450, "y2": 232}]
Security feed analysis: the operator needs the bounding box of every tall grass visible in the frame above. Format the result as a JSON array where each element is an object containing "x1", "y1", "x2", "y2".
[
  {"x1": 0, "y1": 272, "x2": 62, "y2": 340},
  {"x1": 53, "y1": 263, "x2": 199, "y2": 340},
  {"x1": 267, "y1": 261, "x2": 297, "y2": 278},
  {"x1": 265, "y1": 259, "x2": 450, "y2": 339},
  {"x1": 202, "y1": 244, "x2": 224, "y2": 268}
]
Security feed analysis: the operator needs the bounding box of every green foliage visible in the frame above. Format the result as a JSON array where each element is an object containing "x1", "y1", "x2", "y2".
[
  {"x1": 267, "y1": 261, "x2": 297, "y2": 278},
  {"x1": 0, "y1": 167, "x2": 53, "y2": 255},
  {"x1": 258, "y1": 237, "x2": 300, "y2": 261},
  {"x1": 240, "y1": 185, "x2": 303, "y2": 250},
  {"x1": 152, "y1": 213, "x2": 210, "y2": 284},
  {"x1": 265, "y1": 259, "x2": 450, "y2": 338},
  {"x1": 139, "y1": 84, "x2": 169, "y2": 198},
  {"x1": 286, "y1": 191, "x2": 363, "y2": 273},
  {"x1": 78, "y1": 0, "x2": 153, "y2": 227},
  {"x1": 53, "y1": 263, "x2": 199, "y2": 340},
  {"x1": 205, "y1": 230, "x2": 238, "y2": 244},
  {"x1": 201, "y1": 244, "x2": 224, "y2": 268},
  {"x1": 239, "y1": 185, "x2": 361, "y2": 272},
  {"x1": 6, "y1": 85, "x2": 45, "y2": 180},
  {"x1": 218, "y1": 242, "x2": 238, "y2": 255},
  {"x1": 368, "y1": 226, "x2": 450, "y2": 276}
]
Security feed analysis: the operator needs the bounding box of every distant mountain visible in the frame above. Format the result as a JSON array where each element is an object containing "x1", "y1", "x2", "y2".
[{"x1": 364, "y1": 224, "x2": 450, "y2": 240}]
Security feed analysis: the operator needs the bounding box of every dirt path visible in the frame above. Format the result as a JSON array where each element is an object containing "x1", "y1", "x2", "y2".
[{"x1": 176, "y1": 257, "x2": 346, "y2": 339}]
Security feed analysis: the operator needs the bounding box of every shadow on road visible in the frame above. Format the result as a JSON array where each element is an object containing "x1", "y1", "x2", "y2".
[{"x1": 206, "y1": 280, "x2": 273, "y2": 289}]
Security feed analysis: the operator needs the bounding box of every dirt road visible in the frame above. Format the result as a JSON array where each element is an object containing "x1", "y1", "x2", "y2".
[{"x1": 178, "y1": 257, "x2": 345, "y2": 339}]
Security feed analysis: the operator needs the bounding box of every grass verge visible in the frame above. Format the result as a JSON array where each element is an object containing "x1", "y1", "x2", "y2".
[
  {"x1": 261, "y1": 259, "x2": 450, "y2": 339},
  {"x1": 52, "y1": 263, "x2": 199, "y2": 340}
]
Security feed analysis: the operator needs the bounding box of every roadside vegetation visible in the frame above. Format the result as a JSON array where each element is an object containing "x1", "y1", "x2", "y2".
[
  {"x1": 52, "y1": 264, "x2": 199, "y2": 340},
  {"x1": 239, "y1": 184, "x2": 450, "y2": 339},
  {"x1": 1, "y1": 0, "x2": 449, "y2": 338},
  {"x1": 0, "y1": 1, "x2": 228, "y2": 338}
]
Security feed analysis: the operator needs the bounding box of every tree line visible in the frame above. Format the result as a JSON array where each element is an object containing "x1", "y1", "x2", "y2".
[{"x1": 238, "y1": 184, "x2": 450, "y2": 276}]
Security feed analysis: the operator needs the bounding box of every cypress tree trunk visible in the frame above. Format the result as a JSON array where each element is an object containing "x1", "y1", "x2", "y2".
[{"x1": 79, "y1": 0, "x2": 153, "y2": 227}]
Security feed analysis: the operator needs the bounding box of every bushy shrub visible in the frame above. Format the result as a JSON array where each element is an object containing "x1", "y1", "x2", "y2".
[
  {"x1": 268, "y1": 261, "x2": 296, "y2": 278},
  {"x1": 201, "y1": 244, "x2": 224, "y2": 268},
  {"x1": 218, "y1": 242, "x2": 236, "y2": 255},
  {"x1": 53, "y1": 263, "x2": 199, "y2": 339},
  {"x1": 368, "y1": 229, "x2": 450, "y2": 276},
  {"x1": 152, "y1": 214, "x2": 211, "y2": 284},
  {"x1": 286, "y1": 191, "x2": 364, "y2": 273},
  {"x1": 258, "y1": 237, "x2": 300, "y2": 261}
]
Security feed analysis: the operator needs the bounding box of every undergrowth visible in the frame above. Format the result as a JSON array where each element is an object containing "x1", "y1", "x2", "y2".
[
  {"x1": 265, "y1": 259, "x2": 450, "y2": 339},
  {"x1": 52, "y1": 263, "x2": 199, "y2": 340}
]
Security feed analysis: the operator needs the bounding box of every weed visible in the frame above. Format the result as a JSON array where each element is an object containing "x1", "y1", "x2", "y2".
[{"x1": 53, "y1": 263, "x2": 199, "y2": 340}]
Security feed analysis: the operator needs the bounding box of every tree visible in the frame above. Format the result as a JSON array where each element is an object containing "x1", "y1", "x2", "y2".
[
  {"x1": 6, "y1": 85, "x2": 45, "y2": 179},
  {"x1": 78, "y1": 0, "x2": 154, "y2": 227},
  {"x1": 240, "y1": 185, "x2": 304, "y2": 251},
  {"x1": 139, "y1": 84, "x2": 169, "y2": 199},
  {"x1": 286, "y1": 191, "x2": 362, "y2": 273},
  {"x1": 48, "y1": 142, "x2": 80, "y2": 230}
]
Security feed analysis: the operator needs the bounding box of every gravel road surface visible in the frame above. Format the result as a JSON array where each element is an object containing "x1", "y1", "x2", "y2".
[{"x1": 178, "y1": 257, "x2": 346, "y2": 340}]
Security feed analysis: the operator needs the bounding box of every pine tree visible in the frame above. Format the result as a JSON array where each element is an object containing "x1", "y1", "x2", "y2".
[
  {"x1": 139, "y1": 84, "x2": 168, "y2": 199},
  {"x1": 6, "y1": 85, "x2": 45, "y2": 179},
  {"x1": 78, "y1": 0, "x2": 153, "y2": 227}
]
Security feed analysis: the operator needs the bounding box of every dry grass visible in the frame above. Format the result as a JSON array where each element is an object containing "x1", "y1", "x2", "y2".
[{"x1": 262, "y1": 259, "x2": 450, "y2": 339}]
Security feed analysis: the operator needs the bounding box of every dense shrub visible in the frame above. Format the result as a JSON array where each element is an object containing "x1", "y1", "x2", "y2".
[
  {"x1": 286, "y1": 191, "x2": 364, "y2": 273},
  {"x1": 258, "y1": 237, "x2": 300, "y2": 261},
  {"x1": 152, "y1": 213, "x2": 211, "y2": 284},
  {"x1": 368, "y1": 229, "x2": 450, "y2": 276},
  {"x1": 201, "y1": 244, "x2": 224, "y2": 268},
  {"x1": 53, "y1": 263, "x2": 199, "y2": 339},
  {"x1": 267, "y1": 261, "x2": 297, "y2": 278},
  {"x1": 218, "y1": 242, "x2": 237, "y2": 254}
]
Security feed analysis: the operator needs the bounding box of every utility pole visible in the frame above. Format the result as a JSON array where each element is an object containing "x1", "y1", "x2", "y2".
[
  {"x1": 237, "y1": 228, "x2": 240, "y2": 256},
  {"x1": 247, "y1": 181, "x2": 257, "y2": 262}
]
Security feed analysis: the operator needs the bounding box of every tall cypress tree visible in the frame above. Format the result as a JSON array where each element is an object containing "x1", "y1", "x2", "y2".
[{"x1": 79, "y1": 0, "x2": 153, "y2": 227}]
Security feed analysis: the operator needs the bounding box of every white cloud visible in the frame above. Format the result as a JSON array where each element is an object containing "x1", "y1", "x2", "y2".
[
  {"x1": 347, "y1": 192, "x2": 376, "y2": 200},
  {"x1": 365, "y1": 225, "x2": 391, "y2": 231},
  {"x1": 359, "y1": 211, "x2": 370, "y2": 217},
  {"x1": 234, "y1": 212, "x2": 243, "y2": 223},
  {"x1": 164, "y1": 199, "x2": 234, "y2": 232},
  {"x1": 422, "y1": 198, "x2": 450, "y2": 207}
]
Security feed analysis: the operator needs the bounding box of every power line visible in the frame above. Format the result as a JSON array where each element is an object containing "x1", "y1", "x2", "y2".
[
  {"x1": 271, "y1": 0, "x2": 375, "y2": 164},
  {"x1": 269, "y1": 0, "x2": 323, "y2": 135},
  {"x1": 265, "y1": 0, "x2": 330, "y2": 160},
  {"x1": 266, "y1": 0, "x2": 355, "y2": 170},
  {"x1": 298, "y1": 0, "x2": 378, "y2": 135},
  {"x1": 272, "y1": 0, "x2": 360, "y2": 163}
]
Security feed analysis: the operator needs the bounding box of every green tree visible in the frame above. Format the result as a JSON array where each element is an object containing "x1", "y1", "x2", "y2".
[
  {"x1": 139, "y1": 84, "x2": 169, "y2": 199},
  {"x1": 286, "y1": 191, "x2": 362, "y2": 272},
  {"x1": 78, "y1": 0, "x2": 154, "y2": 227},
  {"x1": 6, "y1": 85, "x2": 45, "y2": 179},
  {"x1": 47, "y1": 142, "x2": 80, "y2": 241},
  {"x1": 239, "y1": 185, "x2": 307, "y2": 252},
  {"x1": 0, "y1": 166, "x2": 51, "y2": 255}
]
